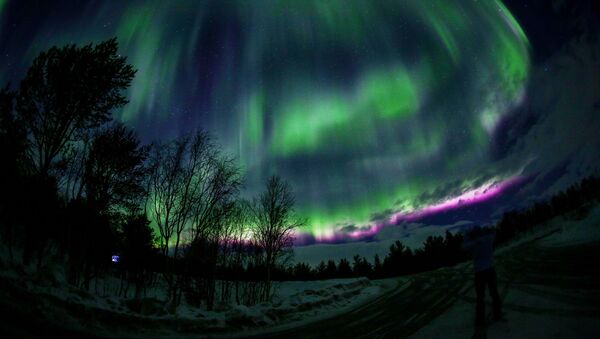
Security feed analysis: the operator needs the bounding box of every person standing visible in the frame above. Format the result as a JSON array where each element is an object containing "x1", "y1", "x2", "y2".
[{"x1": 462, "y1": 225, "x2": 502, "y2": 327}]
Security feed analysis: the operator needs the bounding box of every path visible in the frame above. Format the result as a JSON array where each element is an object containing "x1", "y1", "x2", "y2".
[{"x1": 249, "y1": 229, "x2": 600, "y2": 338}]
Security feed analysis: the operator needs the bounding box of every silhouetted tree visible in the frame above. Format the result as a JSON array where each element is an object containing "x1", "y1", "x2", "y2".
[
  {"x1": 337, "y1": 258, "x2": 352, "y2": 278},
  {"x1": 352, "y1": 255, "x2": 373, "y2": 277},
  {"x1": 253, "y1": 175, "x2": 305, "y2": 301},
  {"x1": 63, "y1": 198, "x2": 115, "y2": 289},
  {"x1": 183, "y1": 136, "x2": 241, "y2": 310},
  {"x1": 0, "y1": 85, "x2": 26, "y2": 173},
  {"x1": 148, "y1": 131, "x2": 241, "y2": 310},
  {"x1": 443, "y1": 230, "x2": 467, "y2": 266},
  {"x1": 0, "y1": 85, "x2": 28, "y2": 261},
  {"x1": 292, "y1": 262, "x2": 314, "y2": 280},
  {"x1": 57, "y1": 123, "x2": 148, "y2": 290},
  {"x1": 495, "y1": 173, "x2": 600, "y2": 246},
  {"x1": 383, "y1": 240, "x2": 414, "y2": 276},
  {"x1": 420, "y1": 235, "x2": 445, "y2": 271},
  {"x1": 16, "y1": 38, "x2": 135, "y2": 177},
  {"x1": 326, "y1": 259, "x2": 337, "y2": 279},
  {"x1": 119, "y1": 213, "x2": 157, "y2": 299},
  {"x1": 227, "y1": 200, "x2": 253, "y2": 305},
  {"x1": 372, "y1": 254, "x2": 383, "y2": 279},
  {"x1": 147, "y1": 133, "x2": 206, "y2": 310},
  {"x1": 84, "y1": 123, "x2": 148, "y2": 217},
  {"x1": 316, "y1": 260, "x2": 327, "y2": 279}
]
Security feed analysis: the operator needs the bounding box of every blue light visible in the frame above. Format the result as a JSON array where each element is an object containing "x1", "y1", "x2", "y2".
[{"x1": 112, "y1": 255, "x2": 120, "y2": 263}]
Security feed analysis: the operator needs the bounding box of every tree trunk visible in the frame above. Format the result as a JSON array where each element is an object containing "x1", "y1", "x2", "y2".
[
  {"x1": 264, "y1": 266, "x2": 271, "y2": 302},
  {"x1": 235, "y1": 280, "x2": 240, "y2": 305}
]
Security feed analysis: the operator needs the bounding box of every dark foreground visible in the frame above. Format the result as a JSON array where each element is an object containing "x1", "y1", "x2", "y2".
[
  {"x1": 244, "y1": 228, "x2": 600, "y2": 339},
  {"x1": 1, "y1": 227, "x2": 599, "y2": 338}
]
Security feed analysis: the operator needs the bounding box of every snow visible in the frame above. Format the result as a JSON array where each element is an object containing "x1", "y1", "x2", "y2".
[
  {"x1": 211, "y1": 277, "x2": 392, "y2": 332},
  {"x1": 492, "y1": 205, "x2": 600, "y2": 256},
  {"x1": 1, "y1": 206, "x2": 598, "y2": 337},
  {"x1": 539, "y1": 205, "x2": 600, "y2": 247},
  {"x1": 410, "y1": 287, "x2": 600, "y2": 339},
  {"x1": 0, "y1": 255, "x2": 392, "y2": 336},
  {"x1": 271, "y1": 278, "x2": 389, "y2": 321},
  {"x1": 230, "y1": 277, "x2": 399, "y2": 337},
  {"x1": 411, "y1": 205, "x2": 600, "y2": 339}
]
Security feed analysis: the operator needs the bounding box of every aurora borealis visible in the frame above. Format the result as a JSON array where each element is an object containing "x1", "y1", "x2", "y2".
[{"x1": 2, "y1": 0, "x2": 599, "y2": 249}]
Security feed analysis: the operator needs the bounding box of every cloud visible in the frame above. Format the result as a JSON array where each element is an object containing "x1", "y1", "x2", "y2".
[
  {"x1": 369, "y1": 209, "x2": 394, "y2": 223},
  {"x1": 501, "y1": 39, "x2": 600, "y2": 197},
  {"x1": 337, "y1": 224, "x2": 358, "y2": 233}
]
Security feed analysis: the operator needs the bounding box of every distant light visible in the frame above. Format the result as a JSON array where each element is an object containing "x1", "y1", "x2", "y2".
[{"x1": 112, "y1": 255, "x2": 120, "y2": 263}]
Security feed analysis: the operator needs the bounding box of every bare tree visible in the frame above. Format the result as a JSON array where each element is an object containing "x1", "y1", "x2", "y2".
[
  {"x1": 253, "y1": 176, "x2": 305, "y2": 301},
  {"x1": 228, "y1": 200, "x2": 253, "y2": 305},
  {"x1": 184, "y1": 145, "x2": 241, "y2": 310},
  {"x1": 213, "y1": 199, "x2": 251, "y2": 305},
  {"x1": 147, "y1": 131, "x2": 240, "y2": 310},
  {"x1": 189, "y1": 146, "x2": 240, "y2": 242},
  {"x1": 146, "y1": 134, "x2": 198, "y2": 308},
  {"x1": 60, "y1": 136, "x2": 91, "y2": 201}
]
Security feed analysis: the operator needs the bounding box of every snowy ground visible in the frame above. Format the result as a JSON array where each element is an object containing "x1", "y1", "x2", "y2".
[
  {"x1": 1, "y1": 206, "x2": 598, "y2": 337},
  {"x1": 180, "y1": 277, "x2": 391, "y2": 331},
  {"x1": 0, "y1": 253, "x2": 393, "y2": 337},
  {"x1": 239, "y1": 205, "x2": 600, "y2": 338},
  {"x1": 412, "y1": 205, "x2": 600, "y2": 339},
  {"x1": 227, "y1": 277, "x2": 399, "y2": 338}
]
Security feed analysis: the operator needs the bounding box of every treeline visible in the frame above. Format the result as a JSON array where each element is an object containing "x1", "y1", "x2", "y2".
[
  {"x1": 0, "y1": 39, "x2": 304, "y2": 311},
  {"x1": 278, "y1": 173, "x2": 600, "y2": 281},
  {"x1": 273, "y1": 230, "x2": 468, "y2": 281},
  {"x1": 495, "y1": 175, "x2": 600, "y2": 245}
]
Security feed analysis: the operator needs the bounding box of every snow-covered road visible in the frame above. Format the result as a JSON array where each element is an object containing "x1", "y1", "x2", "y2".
[{"x1": 247, "y1": 212, "x2": 600, "y2": 338}]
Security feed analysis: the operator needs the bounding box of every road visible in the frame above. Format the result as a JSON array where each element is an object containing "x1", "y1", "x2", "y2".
[{"x1": 247, "y1": 229, "x2": 600, "y2": 338}]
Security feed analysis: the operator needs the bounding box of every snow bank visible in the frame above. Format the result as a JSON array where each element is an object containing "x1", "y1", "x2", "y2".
[
  {"x1": 271, "y1": 278, "x2": 382, "y2": 320},
  {"x1": 225, "y1": 277, "x2": 397, "y2": 338},
  {"x1": 207, "y1": 277, "x2": 387, "y2": 330},
  {"x1": 494, "y1": 204, "x2": 600, "y2": 256},
  {"x1": 539, "y1": 205, "x2": 600, "y2": 247},
  {"x1": 0, "y1": 258, "x2": 390, "y2": 336}
]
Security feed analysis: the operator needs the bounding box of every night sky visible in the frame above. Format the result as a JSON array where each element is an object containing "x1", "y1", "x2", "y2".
[{"x1": 1, "y1": 1, "x2": 599, "y2": 254}]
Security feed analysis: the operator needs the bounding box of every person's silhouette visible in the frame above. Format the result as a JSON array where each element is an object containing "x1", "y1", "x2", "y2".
[{"x1": 462, "y1": 225, "x2": 502, "y2": 327}]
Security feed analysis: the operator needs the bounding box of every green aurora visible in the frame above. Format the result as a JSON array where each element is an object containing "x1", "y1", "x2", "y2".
[{"x1": 0, "y1": 0, "x2": 531, "y2": 241}]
